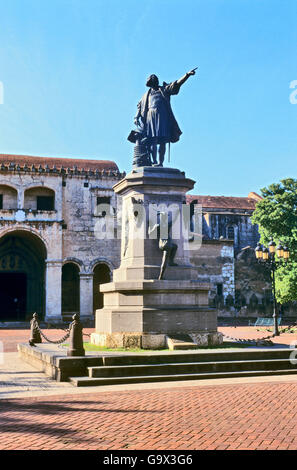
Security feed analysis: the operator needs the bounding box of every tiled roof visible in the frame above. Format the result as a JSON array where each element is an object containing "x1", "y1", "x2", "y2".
[
  {"x1": 0, "y1": 154, "x2": 119, "y2": 172},
  {"x1": 186, "y1": 194, "x2": 261, "y2": 210}
]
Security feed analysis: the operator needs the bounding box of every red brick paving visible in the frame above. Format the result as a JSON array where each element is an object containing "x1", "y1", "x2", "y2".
[
  {"x1": 1, "y1": 382, "x2": 297, "y2": 450},
  {"x1": 2, "y1": 326, "x2": 297, "y2": 450}
]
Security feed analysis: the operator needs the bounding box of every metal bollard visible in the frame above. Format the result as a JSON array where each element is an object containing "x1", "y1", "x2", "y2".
[
  {"x1": 29, "y1": 313, "x2": 42, "y2": 346},
  {"x1": 67, "y1": 314, "x2": 85, "y2": 357}
]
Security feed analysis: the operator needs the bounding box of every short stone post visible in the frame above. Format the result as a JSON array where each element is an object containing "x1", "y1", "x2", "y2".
[
  {"x1": 67, "y1": 314, "x2": 85, "y2": 357},
  {"x1": 29, "y1": 313, "x2": 42, "y2": 346}
]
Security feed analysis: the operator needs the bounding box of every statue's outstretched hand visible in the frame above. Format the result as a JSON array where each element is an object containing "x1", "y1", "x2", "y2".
[{"x1": 188, "y1": 68, "x2": 197, "y2": 76}]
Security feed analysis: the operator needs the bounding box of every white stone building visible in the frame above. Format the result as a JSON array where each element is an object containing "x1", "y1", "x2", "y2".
[{"x1": 0, "y1": 154, "x2": 124, "y2": 323}]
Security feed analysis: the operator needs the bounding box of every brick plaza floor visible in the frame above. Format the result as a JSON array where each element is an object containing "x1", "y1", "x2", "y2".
[
  {"x1": 1, "y1": 327, "x2": 297, "y2": 450},
  {"x1": 1, "y1": 382, "x2": 297, "y2": 450}
]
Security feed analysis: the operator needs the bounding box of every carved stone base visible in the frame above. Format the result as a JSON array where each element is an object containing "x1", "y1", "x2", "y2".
[
  {"x1": 90, "y1": 331, "x2": 223, "y2": 350},
  {"x1": 94, "y1": 279, "x2": 216, "y2": 337},
  {"x1": 90, "y1": 332, "x2": 165, "y2": 349}
]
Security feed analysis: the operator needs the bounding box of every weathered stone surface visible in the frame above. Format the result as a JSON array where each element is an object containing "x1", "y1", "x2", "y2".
[
  {"x1": 191, "y1": 239, "x2": 235, "y2": 314},
  {"x1": 142, "y1": 334, "x2": 166, "y2": 349},
  {"x1": 234, "y1": 246, "x2": 273, "y2": 317},
  {"x1": 208, "y1": 332, "x2": 224, "y2": 346},
  {"x1": 90, "y1": 332, "x2": 165, "y2": 349},
  {"x1": 189, "y1": 333, "x2": 209, "y2": 347}
]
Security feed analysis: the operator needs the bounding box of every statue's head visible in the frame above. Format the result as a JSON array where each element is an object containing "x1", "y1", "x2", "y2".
[{"x1": 146, "y1": 74, "x2": 159, "y2": 88}]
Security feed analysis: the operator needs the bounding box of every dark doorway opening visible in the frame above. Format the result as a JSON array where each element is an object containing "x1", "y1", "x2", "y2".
[
  {"x1": 0, "y1": 232, "x2": 46, "y2": 320},
  {"x1": 93, "y1": 264, "x2": 111, "y2": 312},
  {"x1": 0, "y1": 272, "x2": 27, "y2": 320},
  {"x1": 62, "y1": 263, "x2": 80, "y2": 314}
]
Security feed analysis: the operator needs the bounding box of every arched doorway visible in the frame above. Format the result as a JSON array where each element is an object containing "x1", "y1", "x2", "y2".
[
  {"x1": 93, "y1": 263, "x2": 111, "y2": 313},
  {"x1": 62, "y1": 263, "x2": 80, "y2": 314},
  {"x1": 0, "y1": 231, "x2": 46, "y2": 320}
]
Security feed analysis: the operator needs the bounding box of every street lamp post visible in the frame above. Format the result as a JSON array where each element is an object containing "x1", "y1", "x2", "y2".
[{"x1": 255, "y1": 238, "x2": 290, "y2": 336}]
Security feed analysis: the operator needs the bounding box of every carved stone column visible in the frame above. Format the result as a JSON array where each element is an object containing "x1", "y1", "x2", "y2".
[
  {"x1": 45, "y1": 259, "x2": 62, "y2": 322},
  {"x1": 79, "y1": 272, "x2": 94, "y2": 320},
  {"x1": 18, "y1": 188, "x2": 24, "y2": 209}
]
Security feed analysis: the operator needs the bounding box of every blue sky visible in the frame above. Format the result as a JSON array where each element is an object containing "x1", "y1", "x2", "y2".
[{"x1": 0, "y1": 0, "x2": 296, "y2": 196}]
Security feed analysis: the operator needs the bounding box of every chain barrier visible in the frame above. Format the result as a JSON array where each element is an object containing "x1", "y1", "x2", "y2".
[
  {"x1": 29, "y1": 313, "x2": 86, "y2": 356},
  {"x1": 29, "y1": 314, "x2": 90, "y2": 346},
  {"x1": 31, "y1": 318, "x2": 70, "y2": 344},
  {"x1": 221, "y1": 321, "x2": 297, "y2": 347},
  {"x1": 46, "y1": 324, "x2": 69, "y2": 333},
  {"x1": 278, "y1": 321, "x2": 297, "y2": 334},
  {"x1": 30, "y1": 313, "x2": 297, "y2": 348},
  {"x1": 46, "y1": 322, "x2": 90, "y2": 338},
  {"x1": 222, "y1": 332, "x2": 274, "y2": 346},
  {"x1": 36, "y1": 323, "x2": 70, "y2": 344}
]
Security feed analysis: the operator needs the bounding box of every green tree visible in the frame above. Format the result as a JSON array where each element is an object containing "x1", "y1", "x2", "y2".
[{"x1": 251, "y1": 178, "x2": 297, "y2": 303}]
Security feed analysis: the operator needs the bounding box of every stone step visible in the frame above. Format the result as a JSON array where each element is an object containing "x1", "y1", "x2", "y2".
[
  {"x1": 166, "y1": 334, "x2": 199, "y2": 350},
  {"x1": 100, "y1": 349, "x2": 294, "y2": 367},
  {"x1": 168, "y1": 342, "x2": 199, "y2": 350},
  {"x1": 69, "y1": 368, "x2": 297, "y2": 387},
  {"x1": 88, "y1": 358, "x2": 297, "y2": 378}
]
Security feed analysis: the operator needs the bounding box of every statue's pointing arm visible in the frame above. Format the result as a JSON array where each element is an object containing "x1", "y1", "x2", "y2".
[
  {"x1": 165, "y1": 68, "x2": 197, "y2": 96},
  {"x1": 176, "y1": 68, "x2": 197, "y2": 88}
]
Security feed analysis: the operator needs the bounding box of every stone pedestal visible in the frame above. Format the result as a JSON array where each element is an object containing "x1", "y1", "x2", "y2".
[{"x1": 91, "y1": 167, "x2": 220, "y2": 349}]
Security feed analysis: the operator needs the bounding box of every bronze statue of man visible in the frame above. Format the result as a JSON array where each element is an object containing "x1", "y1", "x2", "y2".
[{"x1": 134, "y1": 68, "x2": 197, "y2": 166}]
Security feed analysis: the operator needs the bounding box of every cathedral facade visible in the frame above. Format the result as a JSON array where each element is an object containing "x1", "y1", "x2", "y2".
[{"x1": 0, "y1": 154, "x2": 123, "y2": 323}]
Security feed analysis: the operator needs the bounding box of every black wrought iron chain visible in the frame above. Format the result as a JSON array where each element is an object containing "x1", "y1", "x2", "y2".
[
  {"x1": 34, "y1": 321, "x2": 70, "y2": 344},
  {"x1": 278, "y1": 321, "x2": 297, "y2": 335},
  {"x1": 222, "y1": 321, "x2": 297, "y2": 347},
  {"x1": 46, "y1": 323, "x2": 90, "y2": 337},
  {"x1": 222, "y1": 332, "x2": 274, "y2": 346}
]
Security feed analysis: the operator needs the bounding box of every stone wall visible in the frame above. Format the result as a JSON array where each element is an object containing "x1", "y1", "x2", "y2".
[
  {"x1": 0, "y1": 161, "x2": 123, "y2": 322},
  {"x1": 190, "y1": 241, "x2": 297, "y2": 319},
  {"x1": 203, "y1": 211, "x2": 260, "y2": 254},
  {"x1": 234, "y1": 247, "x2": 297, "y2": 318},
  {"x1": 61, "y1": 174, "x2": 121, "y2": 272},
  {"x1": 190, "y1": 239, "x2": 235, "y2": 315}
]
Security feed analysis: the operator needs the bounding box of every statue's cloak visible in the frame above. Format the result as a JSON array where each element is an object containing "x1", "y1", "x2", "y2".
[{"x1": 137, "y1": 80, "x2": 182, "y2": 144}]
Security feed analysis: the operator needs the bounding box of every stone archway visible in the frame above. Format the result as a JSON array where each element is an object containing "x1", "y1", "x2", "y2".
[
  {"x1": 93, "y1": 263, "x2": 111, "y2": 313},
  {"x1": 0, "y1": 231, "x2": 46, "y2": 320}
]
